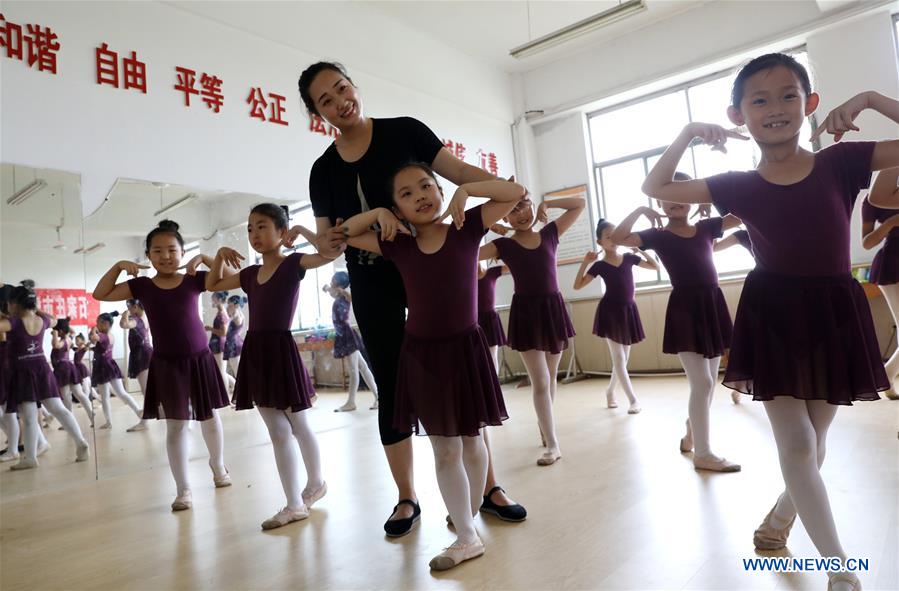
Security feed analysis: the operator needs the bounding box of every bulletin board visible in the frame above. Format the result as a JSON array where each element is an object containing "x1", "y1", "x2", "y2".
[{"x1": 543, "y1": 184, "x2": 594, "y2": 266}]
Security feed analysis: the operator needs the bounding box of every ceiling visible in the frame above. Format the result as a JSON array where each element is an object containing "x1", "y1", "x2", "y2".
[
  {"x1": 168, "y1": 1, "x2": 709, "y2": 74},
  {"x1": 83, "y1": 178, "x2": 296, "y2": 243},
  {"x1": 366, "y1": 1, "x2": 708, "y2": 71}
]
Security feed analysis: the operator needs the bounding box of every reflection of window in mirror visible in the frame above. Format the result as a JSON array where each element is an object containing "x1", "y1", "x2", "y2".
[{"x1": 251, "y1": 204, "x2": 340, "y2": 330}]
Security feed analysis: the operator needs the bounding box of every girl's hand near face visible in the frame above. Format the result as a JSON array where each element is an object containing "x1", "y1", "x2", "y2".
[
  {"x1": 376, "y1": 209, "x2": 411, "y2": 242},
  {"x1": 216, "y1": 247, "x2": 245, "y2": 270},
  {"x1": 117, "y1": 261, "x2": 149, "y2": 277}
]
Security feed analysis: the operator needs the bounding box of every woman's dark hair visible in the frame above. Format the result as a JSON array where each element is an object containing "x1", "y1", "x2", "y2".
[
  {"x1": 673, "y1": 171, "x2": 693, "y2": 181},
  {"x1": 298, "y1": 61, "x2": 355, "y2": 116},
  {"x1": 125, "y1": 299, "x2": 143, "y2": 310},
  {"x1": 76, "y1": 333, "x2": 85, "y2": 341},
  {"x1": 250, "y1": 203, "x2": 290, "y2": 230},
  {"x1": 212, "y1": 291, "x2": 229, "y2": 303},
  {"x1": 332, "y1": 271, "x2": 350, "y2": 289},
  {"x1": 595, "y1": 218, "x2": 614, "y2": 239},
  {"x1": 387, "y1": 162, "x2": 441, "y2": 201},
  {"x1": 227, "y1": 295, "x2": 247, "y2": 307},
  {"x1": 9, "y1": 281, "x2": 37, "y2": 310},
  {"x1": 55, "y1": 317, "x2": 71, "y2": 334},
  {"x1": 731, "y1": 53, "x2": 812, "y2": 108},
  {"x1": 145, "y1": 219, "x2": 184, "y2": 253},
  {"x1": 97, "y1": 311, "x2": 120, "y2": 324}
]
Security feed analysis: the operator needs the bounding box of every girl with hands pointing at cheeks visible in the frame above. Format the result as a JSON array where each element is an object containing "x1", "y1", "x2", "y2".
[
  {"x1": 93, "y1": 219, "x2": 233, "y2": 512},
  {"x1": 341, "y1": 163, "x2": 525, "y2": 571},
  {"x1": 642, "y1": 52, "x2": 899, "y2": 591},
  {"x1": 206, "y1": 204, "x2": 331, "y2": 531}
]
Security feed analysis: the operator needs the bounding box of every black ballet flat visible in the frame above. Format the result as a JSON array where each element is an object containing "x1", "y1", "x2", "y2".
[
  {"x1": 384, "y1": 499, "x2": 421, "y2": 537},
  {"x1": 479, "y1": 486, "x2": 527, "y2": 522}
]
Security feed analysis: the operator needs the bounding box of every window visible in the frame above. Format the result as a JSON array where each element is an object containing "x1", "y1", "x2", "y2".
[
  {"x1": 894, "y1": 13, "x2": 899, "y2": 61},
  {"x1": 252, "y1": 204, "x2": 338, "y2": 331},
  {"x1": 588, "y1": 49, "x2": 812, "y2": 286}
]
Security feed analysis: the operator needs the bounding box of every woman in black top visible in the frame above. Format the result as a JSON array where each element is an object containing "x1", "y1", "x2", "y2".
[{"x1": 301, "y1": 62, "x2": 526, "y2": 536}]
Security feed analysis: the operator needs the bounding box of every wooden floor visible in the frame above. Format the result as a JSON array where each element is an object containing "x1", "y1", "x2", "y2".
[{"x1": 1, "y1": 376, "x2": 897, "y2": 591}]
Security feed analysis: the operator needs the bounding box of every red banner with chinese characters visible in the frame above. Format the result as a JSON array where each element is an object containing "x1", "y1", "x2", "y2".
[{"x1": 34, "y1": 289, "x2": 100, "y2": 326}]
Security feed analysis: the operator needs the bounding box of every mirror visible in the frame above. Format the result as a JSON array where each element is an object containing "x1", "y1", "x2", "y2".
[
  {"x1": 81, "y1": 179, "x2": 345, "y2": 481},
  {"x1": 0, "y1": 163, "x2": 98, "y2": 494}
]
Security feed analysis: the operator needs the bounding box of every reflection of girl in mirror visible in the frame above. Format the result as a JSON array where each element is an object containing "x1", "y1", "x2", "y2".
[
  {"x1": 206, "y1": 291, "x2": 235, "y2": 393},
  {"x1": 860, "y1": 167, "x2": 899, "y2": 400},
  {"x1": 324, "y1": 271, "x2": 378, "y2": 412},
  {"x1": 90, "y1": 312, "x2": 144, "y2": 430},
  {"x1": 72, "y1": 333, "x2": 94, "y2": 401},
  {"x1": 0, "y1": 283, "x2": 21, "y2": 462},
  {"x1": 51, "y1": 317, "x2": 94, "y2": 426},
  {"x1": 121, "y1": 300, "x2": 154, "y2": 431},
  {"x1": 223, "y1": 295, "x2": 246, "y2": 386},
  {"x1": 207, "y1": 204, "x2": 329, "y2": 530},
  {"x1": 0, "y1": 282, "x2": 90, "y2": 470},
  {"x1": 93, "y1": 219, "x2": 233, "y2": 512}
]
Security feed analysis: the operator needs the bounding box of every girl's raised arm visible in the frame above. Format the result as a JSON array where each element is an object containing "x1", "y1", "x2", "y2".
[{"x1": 643, "y1": 123, "x2": 748, "y2": 204}]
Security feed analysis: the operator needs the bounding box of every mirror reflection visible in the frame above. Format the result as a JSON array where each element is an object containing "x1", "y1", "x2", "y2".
[
  {"x1": 82, "y1": 179, "x2": 359, "y2": 482},
  {"x1": 0, "y1": 163, "x2": 97, "y2": 493}
]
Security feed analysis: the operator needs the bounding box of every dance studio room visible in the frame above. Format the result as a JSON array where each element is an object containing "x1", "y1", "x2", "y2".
[{"x1": 1, "y1": 1, "x2": 897, "y2": 590}]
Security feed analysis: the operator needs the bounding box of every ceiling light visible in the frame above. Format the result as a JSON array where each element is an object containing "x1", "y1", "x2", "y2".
[
  {"x1": 510, "y1": 0, "x2": 647, "y2": 59},
  {"x1": 74, "y1": 242, "x2": 106, "y2": 254},
  {"x1": 153, "y1": 193, "x2": 198, "y2": 217},
  {"x1": 6, "y1": 179, "x2": 48, "y2": 205}
]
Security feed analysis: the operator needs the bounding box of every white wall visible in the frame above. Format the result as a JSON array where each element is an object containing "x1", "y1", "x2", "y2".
[
  {"x1": 807, "y1": 10, "x2": 899, "y2": 264},
  {"x1": 511, "y1": 6, "x2": 899, "y2": 308},
  {"x1": 520, "y1": 1, "x2": 896, "y2": 115},
  {"x1": 0, "y1": 1, "x2": 517, "y2": 216}
]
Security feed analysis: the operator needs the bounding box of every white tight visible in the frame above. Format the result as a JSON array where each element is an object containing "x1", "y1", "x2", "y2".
[
  {"x1": 165, "y1": 409, "x2": 226, "y2": 495},
  {"x1": 520, "y1": 350, "x2": 562, "y2": 452},
  {"x1": 343, "y1": 351, "x2": 378, "y2": 407},
  {"x1": 0, "y1": 407, "x2": 20, "y2": 453},
  {"x1": 60, "y1": 384, "x2": 94, "y2": 424},
  {"x1": 258, "y1": 407, "x2": 323, "y2": 510},
  {"x1": 18, "y1": 398, "x2": 87, "y2": 461},
  {"x1": 97, "y1": 378, "x2": 142, "y2": 424},
  {"x1": 227, "y1": 357, "x2": 240, "y2": 380},
  {"x1": 606, "y1": 341, "x2": 638, "y2": 405},
  {"x1": 136, "y1": 369, "x2": 149, "y2": 397},
  {"x1": 215, "y1": 352, "x2": 235, "y2": 390},
  {"x1": 764, "y1": 398, "x2": 847, "y2": 575},
  {"x1": 81, "y1": 376, "x2": 95, "y2": 401},
  {"x1": 677, "y1": 352, "x2": 721, "y2": 458},
  {"x1": 878, "y1": 284, "x2": 899, "y2": 380},
  {"x1": 429, "y1": 434, "x2": 488, "y2": 545}
]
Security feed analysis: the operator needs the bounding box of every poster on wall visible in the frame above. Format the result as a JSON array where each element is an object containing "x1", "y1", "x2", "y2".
[
  {"x1": 543, "y1": 185, "x2": 594, "y2": 266},
  {"x1": 34, "y1": 289, "x2": 101, "y2": 326}
]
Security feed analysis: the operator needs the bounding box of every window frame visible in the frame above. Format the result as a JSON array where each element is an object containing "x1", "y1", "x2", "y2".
[
  {"x1": 586, "y1": 46, "x2": 808, "y2": 287},
  {"x1": 251, "y1": 203, "x2": 336, "y2": 331}
]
